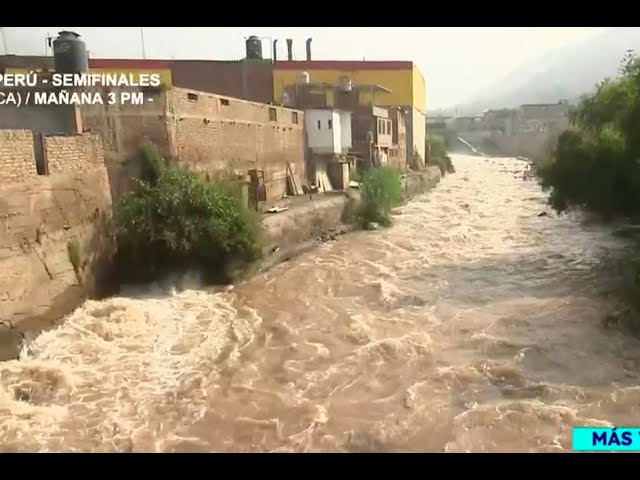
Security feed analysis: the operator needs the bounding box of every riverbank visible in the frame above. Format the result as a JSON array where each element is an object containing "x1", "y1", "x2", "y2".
[
  {"x1": 257, "y1": 166, "x2": 442, "y2": 271},
  {"x1": 0, "y1": 166, "x2": 443, "y2": 362}
]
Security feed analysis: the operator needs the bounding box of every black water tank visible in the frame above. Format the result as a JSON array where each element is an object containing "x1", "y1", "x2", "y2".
[
  {"x1": 245, "y1": 36, "x2": 263, "y2": 60},
  {"x1": 53, "y1": 31, "x2": 88, "y2": 73}
]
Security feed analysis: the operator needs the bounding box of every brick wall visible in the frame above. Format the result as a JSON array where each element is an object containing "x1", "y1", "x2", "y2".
[
  {"x1": 0, "y1": 130, "x2": 115, "y2": 333},
  {"x1": 81, "y1": 88, "x2": 169, "y2": 199},
  {"x1": 167, "y1": 88, "x2": 305, "y2": 200},
  {"x1": 0, "y1": 130, "x2": 37, "y2": 181},
  {"x1": 45, "y1": 133, "x2": 105, "y2": 175},
  {"x1": 80, "y1": 86, "x2": 305, "y2": 201}
]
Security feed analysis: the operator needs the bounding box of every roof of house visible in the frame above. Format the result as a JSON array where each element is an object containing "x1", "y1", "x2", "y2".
[
  {"x1": 1, "y1": 56, "x2": 418, "y2": 75},
  {"x1": 274, "y1": 60, "x2": 414, "y2": 71}
]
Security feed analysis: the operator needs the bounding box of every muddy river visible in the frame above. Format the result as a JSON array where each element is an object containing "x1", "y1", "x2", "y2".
[{"x1": 1, "y1": 154, "x2": 639, "y2": 453}]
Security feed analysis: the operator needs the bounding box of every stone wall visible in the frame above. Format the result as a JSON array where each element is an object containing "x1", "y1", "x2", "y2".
[
  {"x1": 0, "y1": 130, "x2": 114, "y2": 337},
  {"x1": 403, "y1": 166, "x2": 442, "y2": 199},
  {"x1": 491, "y1": 130, "x2": 560, "y2": 159}
]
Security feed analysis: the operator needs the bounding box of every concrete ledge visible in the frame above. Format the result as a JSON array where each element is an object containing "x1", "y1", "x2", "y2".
[{"x1": 403, "y1": 166, "x2": 442, "y2": 200}]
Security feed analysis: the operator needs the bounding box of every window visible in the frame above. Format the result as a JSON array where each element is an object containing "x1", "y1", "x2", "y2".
[
  {"x1": 220, "y1": 98, "x2": 230, "y2": 107},
  {"x1": 187, "y1": 92, "x2": 198, "y2": 102},
  {"x1": 317, "y1": 119, "x2": 322, "y2": 130},
  {"x1": 377, "y1": 119, "x2": 382, "y2": 134},
  {"x1": 292, "y1": 112, "x2": 298, "y2": 124},
  {"x1": 328, "y1": 119, "x2": 332, "y2": 130},
  {"x1": 269, "y1": 107, "x2": 277, "y2": 122}
]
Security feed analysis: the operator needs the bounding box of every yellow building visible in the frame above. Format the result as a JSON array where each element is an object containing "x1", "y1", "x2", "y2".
[{"x1": 273, "y1": 60, "x2": 426, "y2": 162}]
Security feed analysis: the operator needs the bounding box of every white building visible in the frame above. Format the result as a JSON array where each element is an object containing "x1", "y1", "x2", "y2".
[{"x1": 304, "y1": 109, "x2": 352, "y2": 154}]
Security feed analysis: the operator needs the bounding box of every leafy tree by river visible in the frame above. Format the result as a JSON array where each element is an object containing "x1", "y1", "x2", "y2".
[{"x1": 535, "y1": 50, "x2": 640, "y2": 219}]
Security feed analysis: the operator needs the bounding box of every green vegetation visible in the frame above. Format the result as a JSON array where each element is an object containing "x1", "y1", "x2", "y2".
[
  {"x1": 349, "y1": 166, "x2": 363, "y2": 184},
  {"x1": 67, "y1": 240, "x2": 82, "y2": 284},
  {"x1": 533, "y1": 51, "x2": 640, "y2": 329},
  {"x1": 114, "y1": 144, "x2": 262, "y2": 284},
  {"x1": 428, "y1": 134, "x2": 455, "y2": 175},
  {"x1": 535, "y1": 51, "x2": 640, "y2": 218},
  {"x1": 353, "y1": 166, "x2": 403, "y2": 229}
]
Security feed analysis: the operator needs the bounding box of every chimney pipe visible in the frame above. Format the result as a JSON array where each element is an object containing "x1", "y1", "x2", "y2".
[
  {"x1": 306, "y1": 38, "x2": 312, "y2": 61},
  {"x1": 273, "y1": 39, "x2": 278, "y2": 61},
  {"x1": 286, "y1": 39, "x2": 293, "y2": 61}
]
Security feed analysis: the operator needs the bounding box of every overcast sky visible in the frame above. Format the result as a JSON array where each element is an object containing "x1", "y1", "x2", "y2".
[{"x1": 1, "y1": 27, "x2": 609, "y2": 109}]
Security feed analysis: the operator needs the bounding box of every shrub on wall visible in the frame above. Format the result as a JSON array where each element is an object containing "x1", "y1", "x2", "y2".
[
  {"x1": 354, "y1": 166, "x2": 403, "y2": 229},
  {"x1": 114, "y1": 144, "x2": 262, "y2": 283}
]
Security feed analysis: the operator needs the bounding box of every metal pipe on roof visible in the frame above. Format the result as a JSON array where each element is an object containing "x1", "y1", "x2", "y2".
[
  {"x1": 286, "y1": 39, "x2": 293, "y2": 61},
  {"x1": 306, "y1": 38, "x2": 312, "y2": 61}
]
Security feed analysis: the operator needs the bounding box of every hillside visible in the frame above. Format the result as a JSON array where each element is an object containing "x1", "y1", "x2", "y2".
[{"x1": 459, "y1": 27, "x2": 640, "y2": 114}]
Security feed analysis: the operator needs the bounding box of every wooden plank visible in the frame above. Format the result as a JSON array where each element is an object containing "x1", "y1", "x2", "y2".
[{"x1": 292, "y1": 174, "x2": 304, "y2": 195}]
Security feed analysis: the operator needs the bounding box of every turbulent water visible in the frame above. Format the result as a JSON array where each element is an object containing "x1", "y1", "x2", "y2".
[{"x1": 2, "y1": 155, "x2": 640, "y2": 453}]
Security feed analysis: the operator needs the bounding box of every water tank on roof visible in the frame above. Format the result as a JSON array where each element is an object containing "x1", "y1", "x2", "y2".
[
  {"x1": 339, "y1": 75, "x2": 352, "y2": 92},
  {"x1": 53, "y1": 31, "x2": 88, "y2": 74},
  {"x1": 245, "y1": 36, "x2": 263, "y2": 59},
  {"x1": 299, "y1": 71, "x2": 310, "y2": 84}
]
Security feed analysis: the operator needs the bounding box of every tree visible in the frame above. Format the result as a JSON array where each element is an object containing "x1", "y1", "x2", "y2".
[{"x1": 535, "y1": 51, "x2": 640, "y2": 219}]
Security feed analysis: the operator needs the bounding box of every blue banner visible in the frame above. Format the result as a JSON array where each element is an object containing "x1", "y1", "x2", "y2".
[{"x1": 573, "y1": 427, "x2": 640, "y2": 451}]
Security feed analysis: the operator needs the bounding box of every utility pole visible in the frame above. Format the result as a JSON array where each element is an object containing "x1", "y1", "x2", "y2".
[{"x1": 140, "y1": 27, "x2": 146, "y2": 59}]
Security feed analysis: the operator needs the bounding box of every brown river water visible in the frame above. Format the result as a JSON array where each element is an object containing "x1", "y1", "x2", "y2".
[{"x1": 2, "y1": 154, "x2": 640, "y2": 453}]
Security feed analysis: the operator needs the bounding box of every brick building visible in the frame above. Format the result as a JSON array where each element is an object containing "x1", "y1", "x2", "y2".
[{"x1": 81, "y1": 87, "x2": 305, "y2": 202}]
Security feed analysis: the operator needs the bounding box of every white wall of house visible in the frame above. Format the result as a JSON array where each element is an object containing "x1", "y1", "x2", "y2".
[
  {"x1": 305, "y1": 110, "x2": 338, "y2": 154},
  {"x1": 305, "y1": 109, "x2": 352, "y2": 154},
  {"x1": 338, "y1": 111, "x2": 352, "y2": 153}
]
